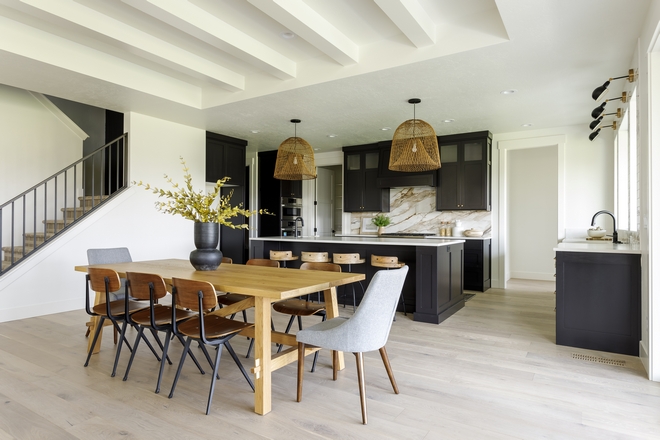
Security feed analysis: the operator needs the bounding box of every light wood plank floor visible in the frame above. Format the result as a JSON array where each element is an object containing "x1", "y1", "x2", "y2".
[{"x1": 0, "y1": 280, "x2": 658, "y2": 439}]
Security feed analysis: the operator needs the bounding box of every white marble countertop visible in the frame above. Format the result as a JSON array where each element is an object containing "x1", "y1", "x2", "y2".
[
  {"x1": 554, "y1": 242, "x2": 641, "y2": 254},
  {"x1": 251, "y1": 235, "x2": 465, "y2": 247},
  {"x1": 335, "y1": 234, "x2": 491, "y2": 240}
]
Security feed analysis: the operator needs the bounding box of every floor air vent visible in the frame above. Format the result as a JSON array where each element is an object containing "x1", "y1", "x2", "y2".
[{"x1": 572, "y1": 353, "x2": 626, "y2": 367}]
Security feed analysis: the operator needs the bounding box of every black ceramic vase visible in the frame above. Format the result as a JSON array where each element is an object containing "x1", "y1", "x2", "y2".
[{"x1": 189, "y1": 222, "x2": 223, "y2": 271}]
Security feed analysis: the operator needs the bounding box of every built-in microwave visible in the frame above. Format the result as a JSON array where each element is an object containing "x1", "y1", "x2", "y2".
[{"x1": 282, "y1": 197, "x2": 302, "y2": 207}]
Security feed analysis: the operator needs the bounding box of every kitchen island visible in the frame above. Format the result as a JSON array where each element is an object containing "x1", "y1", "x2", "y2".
[
  {"x1": 250, "y1": 236, "x2": 465, "y2": 324},
  {"x1": 554, "y1": 242, "x2": 641, "y2": 355}
]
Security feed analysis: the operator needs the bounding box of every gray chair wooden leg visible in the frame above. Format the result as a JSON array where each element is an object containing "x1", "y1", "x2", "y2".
[
  {"x1": 355, "y1": 352, "x2": 368, "y2": 425},
  {"x1": 297, "y1": 342, "x2": 305, "y2": 402},
  {"x1": 379, "y1": 346, "x2": 399, "y2": 394}
]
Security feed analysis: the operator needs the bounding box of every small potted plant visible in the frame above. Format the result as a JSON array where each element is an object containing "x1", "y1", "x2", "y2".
[{"x1": 372, "y1": 214, "x2": 391, "y2": 236}]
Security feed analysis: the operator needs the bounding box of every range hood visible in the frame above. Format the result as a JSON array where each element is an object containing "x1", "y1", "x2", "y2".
[{"x1": 376, "y1": 172, "x2": 437, "y2": 188}]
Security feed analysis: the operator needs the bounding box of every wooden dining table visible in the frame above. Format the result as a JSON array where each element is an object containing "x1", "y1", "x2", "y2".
[{"x1": 75, "y1": 258, "x2": 365, "y2": 415}]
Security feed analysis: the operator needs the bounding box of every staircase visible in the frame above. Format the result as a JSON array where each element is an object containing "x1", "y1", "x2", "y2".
[
  {"x1": 0, "y1": 134, "x2": 128, "y2": 275},
  {"x1": 1, "y1": 195, "x2": 108, "y2": 271}
]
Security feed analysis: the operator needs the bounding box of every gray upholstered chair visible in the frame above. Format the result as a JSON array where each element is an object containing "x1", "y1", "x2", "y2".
[
  {"x1": 296, "y1": 265, "x2": 409, "y2": 424},
  {"x1": 85, "y1": 247, "x2": 133, "y2": 341},
  {"x1": 87, "y1": 247, "x2": 132, "y2": 301}
]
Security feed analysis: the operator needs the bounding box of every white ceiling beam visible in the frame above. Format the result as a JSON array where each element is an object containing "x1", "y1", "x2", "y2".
[
  {"x1": 19, "y1": 0, "x2": 245, "y2": 91},
  {"x1": 374, "y1": 0, "x2": 435, "y2": 48},
  {"x1": 247, "y1": 0, "x2": 358, "y2": 66},
  {"x1": 122, "y1": 0, "x2": 296, "y2": 80},
  {"x1": 0, "y1": 15, "x2": 203, "y2": 107}
]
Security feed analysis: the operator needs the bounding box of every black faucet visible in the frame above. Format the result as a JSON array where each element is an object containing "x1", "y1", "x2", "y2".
[
  {"x1": 591, "y1": 210, "x2": 620, "y2": 243},
  {"x1": 294, "y1": 216, "x2": 304, "y2": 238}
]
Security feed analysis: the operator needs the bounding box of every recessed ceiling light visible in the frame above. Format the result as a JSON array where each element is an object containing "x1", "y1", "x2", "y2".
[
  {"x1": 500, "y1": 89, "x2": 517, "y2": 95},
  {"x1": 327, "y1": 134, "x2": 337, "y2": 138},
  {"x1": 521, "y1": 123, "x2": 533, "y2": 127},
  {"x1": 250, "y1": 130, "x2": 260, "y2": 134},
  {"x1": 381, "y1": 127, "x2": 391, "y2": 131},
  {"x1": 443, "y1": 119, "x2": 455, "y2": 123},
  {"x1": 281, "y1": 32, "x2": 295, "y2": 39}
]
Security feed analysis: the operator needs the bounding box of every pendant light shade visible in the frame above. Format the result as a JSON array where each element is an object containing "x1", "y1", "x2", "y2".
[
  {"x1": 389, "y1": 98, "x2": 440, "y2": 172},
  {"x1": 274, "y1": 119, "x2": 317, "y2": 180}
]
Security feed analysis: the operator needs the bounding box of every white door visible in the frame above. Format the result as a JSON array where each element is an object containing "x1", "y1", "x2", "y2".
[
  {"x1": 316, "y1": 167, "x2": 333, "y2": 236},
  {"x1": 507, "y1": 146, "x2": 558, "y2": 281}
]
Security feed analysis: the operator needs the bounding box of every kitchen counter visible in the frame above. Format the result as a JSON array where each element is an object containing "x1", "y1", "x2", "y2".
[
  {"x1": 335, "y1": 233, "x2": 489, "y2": 240},
  {"x1": 554, "y1": 242, "x2": 641, "y2": 254},
  {"x1": 250, "y1": 235, "x2": 465, "y2": 324},
  {"x1": 252, "y1": 235, "x2": 465, "y2": 246}
]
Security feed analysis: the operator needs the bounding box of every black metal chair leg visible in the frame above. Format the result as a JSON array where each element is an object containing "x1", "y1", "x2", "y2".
[
  {"x1": 179, "y1": 334, "x2": 205, "y2": 375},
  {"x1": 137, "y1": 325, "x2": 161, "y2": 362},
  {"x1": 84, "y1": 316, "x2": 106, "y2": 367},
  {"x1": 122, "y1": 326, "x2": 144, "y2": 381},
  {"x1": 149, "y1": 328, "x2": 172, "y2": 364},
  {"x1": 168, "y1": 337, "x2": 192, "y2": 399},
  {"x1": 310, "y1": 314, "x2": 326, "y2": 373},
  {"x1": 154, "y1": 330, "x2": 172, "y2": 394},
  {"x1": 277, "y1": 316, "x2": 296, "y2": 353},
  {"x1": 225, "y1": 341, "x2": 254, "y2": 391},
  {"x1": 247, "y1": 319, "x2": 276, "y2": 358},
  {"x1": 198, "y1": 343, "x2": 220, "y2": 380},
  {"x1": 111, "y1": 320, "x2": 130, "y2": 377},
  {"x1": 205, "y1": 343, "x2": 224, "y2": 415}
]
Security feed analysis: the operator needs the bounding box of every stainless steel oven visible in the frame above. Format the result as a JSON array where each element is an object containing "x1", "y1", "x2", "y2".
[
  {"x1": 281, "y1": 197, "x2": 303, "y2": 236},
  {"x1": 281, "y1": 197, "x2": 302, "y2": 218},
  {"x1": 281, "y1": 218, "x2": 302, "y2": 237}
]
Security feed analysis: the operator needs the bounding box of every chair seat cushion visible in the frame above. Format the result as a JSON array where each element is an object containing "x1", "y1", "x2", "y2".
[
  {"x1": 130, "y1": 305, "x2": 196, "y2": 327},
  {"x1": 296, "y1": 317, "x2": 350, "y2": 350},
  {"x1": 273, "y1": 299, "x2": 325, "y2": 316},
  {"x1": 177, "y1": 315, "x2": 253, "y2": 340},
  {"x1": 217, "y1": 293, "x2": 250, "y2": 306},
  {"x1": 92, "y1": 299, "x2": 147, "y2": 317}
]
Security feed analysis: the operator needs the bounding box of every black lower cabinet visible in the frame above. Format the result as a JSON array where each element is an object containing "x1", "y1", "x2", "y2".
[
  {"x1": 556, "y1": 251, "x2": 641, "y2": 356},
  {"x1": 250, "y1": 240, "x2": 464, "y2": 323},
  {"x1": 414, "y1": 243, "x2": 464, "y2": 324},
  {"x1": 464, "y1": 239, "x2": 491, "y2": 291}
]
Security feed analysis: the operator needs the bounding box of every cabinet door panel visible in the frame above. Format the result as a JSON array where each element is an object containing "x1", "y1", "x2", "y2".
[
  {"x1": 223, "y1": 143, "x2": 246, "y2": 186},
  {"x1": 362, "y1": 168, "x2": 382, "y2": 211},
  {"x1": 462, "y1": 161, "x2": 486, "y2": 209},
  {"x1": 437, "y1": 163, "x2": 459, "y2": 210},
  {"x1": 344, "y1": 170, "x2": 363, "y2": 211}
]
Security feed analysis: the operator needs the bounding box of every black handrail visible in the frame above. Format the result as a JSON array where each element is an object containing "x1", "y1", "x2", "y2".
[{"x1": 0, "y1": 133, "x2": 129, "y2": 275}]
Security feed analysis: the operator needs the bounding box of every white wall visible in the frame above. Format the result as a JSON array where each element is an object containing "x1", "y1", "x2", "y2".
[
  {"x1": 637, "y1": 0, "x2": 660, "y2": 380},
  {"x1": 491, "y1": 124, "x2": 615, "y2": 288},
  {"x1": 0, "y1": 84, "x2": 83, "y2": 205},
  {"x1": 0, "y1": 111, "x2": 206, "y2": 322}
]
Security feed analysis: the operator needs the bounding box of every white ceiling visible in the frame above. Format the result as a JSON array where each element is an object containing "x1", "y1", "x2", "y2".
[{"x1": 0, "y1": 0, "x2": 650, "y2": 154}]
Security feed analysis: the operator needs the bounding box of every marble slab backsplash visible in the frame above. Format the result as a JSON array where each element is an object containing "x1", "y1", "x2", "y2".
[{"x1": 349, "y1": 187, "x2": 491, "y2": 235}]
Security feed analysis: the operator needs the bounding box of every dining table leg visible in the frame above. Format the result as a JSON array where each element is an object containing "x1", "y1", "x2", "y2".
[
  {"x1": 254, "y1": 296, "x2": 272, "y2": 415},
  {"x1": 323, "y1": 286, "x2": 345, "y2": 370}
]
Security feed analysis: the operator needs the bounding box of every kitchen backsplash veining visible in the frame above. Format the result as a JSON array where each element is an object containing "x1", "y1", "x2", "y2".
[{"x1": 349, "y1": 187, "x2": 491, "y2": 235}]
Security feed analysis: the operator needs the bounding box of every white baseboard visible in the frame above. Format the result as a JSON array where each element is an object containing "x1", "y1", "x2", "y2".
[
  {"x1": 0, "y1": 298, "x2": 80, "y2": 323},
  {"x1": 509, "y1": 271, "x2": 556, "y2": 282}
]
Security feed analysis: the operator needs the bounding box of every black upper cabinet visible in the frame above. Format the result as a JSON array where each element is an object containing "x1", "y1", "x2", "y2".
[
  {"x1": 206, "y1": 132, "x2": 247, "y2": 186},
  {"x1": 342, "y1": 143, "x2": 390, "y2": 212},
  {"x1": 436, "y1": 131, "x2": 492, "y2": 211},
  {"x1": 281, "y1": 179, "x2": 302, "y2": 198}
]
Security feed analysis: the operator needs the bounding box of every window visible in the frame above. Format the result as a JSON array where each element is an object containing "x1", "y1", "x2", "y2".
[{"x1": 614, "y1": 87, "x2": 639, "y2": 237}]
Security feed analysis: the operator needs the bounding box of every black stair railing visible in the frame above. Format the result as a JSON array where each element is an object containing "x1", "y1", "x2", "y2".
[{"x1": 0, "y1": 133, "x2": 128, "y2": 275}]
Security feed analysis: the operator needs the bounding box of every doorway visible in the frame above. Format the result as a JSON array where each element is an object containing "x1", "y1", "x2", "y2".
[
  {"x1": 497, "y1": 135, "x2": 566, "y2": 287},
  {"x1": 315, "y1": 165, "x2": 342, "y2": 236}
]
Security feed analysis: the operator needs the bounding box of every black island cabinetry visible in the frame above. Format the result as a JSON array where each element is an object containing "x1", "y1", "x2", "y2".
[{"x1": 250, "y1": 236, "x2": 465, "y2": 324}]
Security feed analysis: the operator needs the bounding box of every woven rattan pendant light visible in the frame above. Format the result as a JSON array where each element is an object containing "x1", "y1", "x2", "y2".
[
  {"x1": 274, "y1": 119, "x2": 317, "y2": 180},
  {"x1": 389, "y1": 98, "x2": 440, "y2": 172}
]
